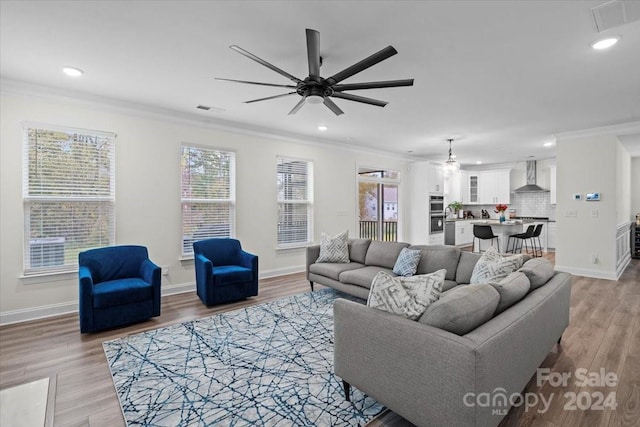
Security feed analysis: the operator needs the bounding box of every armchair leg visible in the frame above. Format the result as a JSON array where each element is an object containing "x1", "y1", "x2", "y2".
[
  {"x1": 342, "y1": 380, "x2": 351, "y2": 402},
  {"x1": 310, "y1": 281, "x2": 314, "y2": 292}
]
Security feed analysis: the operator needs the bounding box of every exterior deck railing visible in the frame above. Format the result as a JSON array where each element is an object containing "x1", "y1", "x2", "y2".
[{"x1": 359, "y1": 220, "x2": 398, "y2": 242}]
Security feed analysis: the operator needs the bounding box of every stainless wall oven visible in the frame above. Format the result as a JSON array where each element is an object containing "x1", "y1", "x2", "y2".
[
  {"x1": 430, "y1": 214, "x2": 444, "y2": 234},
  {"x1": 429, "y1": 194, "x2": 444, "y2": 234},
  {"x1": 429, "y1": 195, "x2": 444, "y2": 213}
]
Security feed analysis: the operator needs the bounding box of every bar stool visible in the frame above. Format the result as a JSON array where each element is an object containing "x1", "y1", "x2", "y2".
[
  {"x1": 473, "y1": 225, "x2": 500, "y2": 253},
  {"x1": 507, "y1": 224, "x2": 535, "y2": 255},
  {"x1": 531, "y1": 223, "x2": 544, "y2": 257}
]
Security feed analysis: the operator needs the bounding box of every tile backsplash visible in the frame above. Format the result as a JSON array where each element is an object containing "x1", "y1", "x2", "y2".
[{"x1": 462, "y1": 192, "x2": 556, "y2": 220}]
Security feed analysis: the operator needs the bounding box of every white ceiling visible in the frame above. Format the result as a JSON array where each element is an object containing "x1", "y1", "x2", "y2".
[{"x1": 2, "y1": 1, "x2": 639, "y2": 163}]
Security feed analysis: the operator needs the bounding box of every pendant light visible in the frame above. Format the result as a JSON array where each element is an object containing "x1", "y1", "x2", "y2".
[{"x1": 443, "y1": 138, "x2": 460, "y2": 175}]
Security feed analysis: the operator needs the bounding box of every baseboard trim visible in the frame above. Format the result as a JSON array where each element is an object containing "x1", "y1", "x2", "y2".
[
  {"x1": 554, "y1": 265, "x2": 619, "y2": 281},
  {"x1": 1, "y1": 268, "x2": 306, "y2": 326}
]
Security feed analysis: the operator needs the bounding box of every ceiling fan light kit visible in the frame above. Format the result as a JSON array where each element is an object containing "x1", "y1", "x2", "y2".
[{"x1": 217, "y1": 29, "x2": 414, "y2": 116}]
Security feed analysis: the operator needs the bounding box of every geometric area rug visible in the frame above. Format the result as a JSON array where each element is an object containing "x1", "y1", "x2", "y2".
[{"x1": 103, "y1": 288, "x2": 385, "y2": 426}]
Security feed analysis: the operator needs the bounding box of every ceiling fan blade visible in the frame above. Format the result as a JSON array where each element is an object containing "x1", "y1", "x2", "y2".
[
  {"x1": 215, "y1": 78, "x2": 297, "y2": 89},
  {"x1": 330, "y1": 92, "x2": 388, "y2": 107},
  {"x1": 244, "y1": 92, "x2": 297, "y2": 104},
  {"x1": 332, "y1": 79, "x2": 414, "y2": 91},
  {"x1": 306, "y1": 29, "x2": 321, "y2": 78},
  {"x1": 230, "y1": 45, "x2": 302, "y2": 84},
  {"x1": 323, "y1": 98, "x2": 344, "y2": 116},
  {"x1": 326, "y1": 46, "x2": 398, "y2": 85},
  {"x1": 288, "y1": 97, "x2": 307, "y2": 115}
]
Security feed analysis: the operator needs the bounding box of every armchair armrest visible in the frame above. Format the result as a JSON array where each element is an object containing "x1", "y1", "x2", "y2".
[
  {"x1": 140, "y1": 259, "x2": 161, "y2": 285},
  {"x1": 195, "y1": 253, "x2": 213, "y2": 281},
  {"x1": 306, "y1": 245, "x2": 320, "y2": 280},
  {"x1": 239, "y1": 250, "x2": 258, "y2": 270},
  {"x1": 78, "y1": 266, "x2": 95, "y2": 333}
]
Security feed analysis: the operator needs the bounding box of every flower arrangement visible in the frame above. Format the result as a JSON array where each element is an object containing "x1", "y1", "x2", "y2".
[{"x1": 495, "y1": 204, "x2": 508, "y2": 214}]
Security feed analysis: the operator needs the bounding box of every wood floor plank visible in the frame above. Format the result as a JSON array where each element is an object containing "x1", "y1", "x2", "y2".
[{"x1": 1, "y1": 256, "x2": 638, "y2": 427}]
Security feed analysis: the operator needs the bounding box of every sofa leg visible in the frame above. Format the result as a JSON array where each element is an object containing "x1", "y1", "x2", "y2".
[
  {"x1": 343, "y1": 380, "x2": 351, "y2": 402},
  {"x1": 309, "y1": 281, "x2": 314, "y2": 292}
]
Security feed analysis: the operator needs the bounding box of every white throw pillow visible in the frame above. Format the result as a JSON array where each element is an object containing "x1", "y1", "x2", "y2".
[
  {"x1": 470, "y1": 246, "x2": 524, "y2": 284},
  {"x1": 316, "y1": 230, "x2": 350, "y2": 263},
  {"x1": 367, "y1": 270, "x2": 446, "y2": 320}
]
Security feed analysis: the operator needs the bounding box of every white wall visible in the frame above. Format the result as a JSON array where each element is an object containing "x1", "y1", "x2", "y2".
[
  {"x1": 632, "y1": 157, "x2": 640, "y2": 219},
  {"x1": 0, "y1": 92, "x2": 408, "y2": 323},
  {"x1": 555, "y1": 134, "x2": 631, "y2": 279}
]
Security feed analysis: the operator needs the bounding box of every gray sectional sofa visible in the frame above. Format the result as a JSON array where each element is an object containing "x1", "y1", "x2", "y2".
[{"x1": 306, "y1": 238, "x2": 572, "y2": 427}]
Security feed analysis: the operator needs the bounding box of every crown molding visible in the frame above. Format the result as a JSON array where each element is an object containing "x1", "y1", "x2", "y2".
[
  {"x1": 0, "y1": 78, "x2": 412, "y2": 161},
  {"x1": 553, "y1": 121, "x2": 640, "y2": 140}
]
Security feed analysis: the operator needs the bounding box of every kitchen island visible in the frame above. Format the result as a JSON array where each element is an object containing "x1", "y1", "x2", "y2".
[{"x1": 470, "y1": 220, "x2": 526, "y2": 253}]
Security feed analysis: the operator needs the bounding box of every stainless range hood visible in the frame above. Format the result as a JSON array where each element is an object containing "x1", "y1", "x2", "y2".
[{"x1": 514, "y1": 160, "x2": 549, "y2": 193}]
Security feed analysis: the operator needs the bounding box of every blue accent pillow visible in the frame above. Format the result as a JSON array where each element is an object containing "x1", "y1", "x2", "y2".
[{"x1": 392, "y1": 248, "x2": 422, "y2": 277}]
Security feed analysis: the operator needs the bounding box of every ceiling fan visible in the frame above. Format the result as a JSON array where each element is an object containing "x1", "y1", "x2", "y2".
[{"x1": 216, "y1": 29, "x2": 414, "y2": 116}]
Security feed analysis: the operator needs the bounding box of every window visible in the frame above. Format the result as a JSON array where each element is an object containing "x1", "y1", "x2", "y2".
[
  {"x1": 22, "y1": 124, "x2": 116, "y2": 274},
  {"x1": 358, "y1": 167, "x2": 400, "y2": 241},
  {"x1": 181, "y1": 145, "x2": 235, "y2": 256},
  {"x1": 277, "y1": 157, "x2": 313, "y2": 248}
]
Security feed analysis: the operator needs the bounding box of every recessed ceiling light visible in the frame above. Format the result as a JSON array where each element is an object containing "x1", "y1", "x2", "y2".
[
  {"x1": 317, "y1": 125, "x2": 328, "y2": 131},
  {"x1": 544, "y1": 142, "x2": 553, "y2": 147},
  {"x1": 591, "y1": 37, "x2": 619, "y2": 50},
  {"x1": 62, "y1": 66, "x2": 84, "y2": 77},
  {"x1": 476, "y1": 161, "x2": 482, "y2": 164}
]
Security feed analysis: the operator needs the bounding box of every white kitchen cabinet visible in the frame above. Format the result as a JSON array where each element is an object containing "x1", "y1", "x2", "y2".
[
  {"x1": 427, "y1": 164, "x2": 444, "y2": 194},
  {"x1": 467, "y1": 173, "x2": 479, "y2": 204},
  {"x1": 444, "y1": 170, "x2": 461, "y2": 204},
  {"x1": 477, "y1": 169, "x2": 511, "y2": 204},
  {"x1": 460, "y1": 170, "x2": 469, "y2": 204},
  {"x1": 455, "y1": 221, "x2": 474, "y2": 246},
  {"x1": 547, "y1": 221, "x2": 557, "y2": 249},
  {"x1": 549, "y1": 166, "x2": 556, "y2": 205}
]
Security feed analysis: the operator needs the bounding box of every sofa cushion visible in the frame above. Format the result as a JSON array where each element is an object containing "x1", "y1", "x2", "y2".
[
  {"x1": 367, "y1": 270, "x2": 445, "y2": 320},
  {"x1": 443, "y1": 279, "x2": 458, "y2": 291},
  {"x1": 348, "y1": 238, "x2": 372, "y2": 264},
  {"x1": 317, "y1": 230, "x2": 350, "y2": 263},
  {"x1": 93, "y1": 278, "x2": 154, "y2": 308},
  {"x1": 339, "y1": 266, "x2": 395, "y2": 289},
  {"x1": 519, "y1": 258, "x2": 555, "y2": 290},
  {"x1": 410, "y1": 245, "x2": 461, "y2": 281},
  {"x1": 392, "y1": 248, "x2": 422, "y2": 277},
  {"x1": 418, "y1": 283, "x2": 500, "y2": 335},
  {"x1": 364, "y1": 241, "x2": 410, "y2": 269},
  {"x1": 455, "y1": 251, "x2": 482, "y2": 284},
  {"x1": 488, "y1": 271, "x2": 531, "y2": 314},
  {"x1": 308, "y1": 262, "x2": 364, "y2": 282},
  {"x1": 470, "y1": 247, "x2": 524, "y2": 284}
]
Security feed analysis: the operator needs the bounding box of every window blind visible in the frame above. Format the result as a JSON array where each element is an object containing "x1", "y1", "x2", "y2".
[
  {"x1": 277, "y1": 157, "x2": 313, "y2": 247},
  {"x1": 22, "y1": 125, "x2": 116, "y2": 274},
  {"x1": 181, "y1": 145, "x2": 235, "y2": 256}
]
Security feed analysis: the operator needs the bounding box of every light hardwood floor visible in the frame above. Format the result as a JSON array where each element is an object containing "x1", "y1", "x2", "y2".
[{"x1": 1, "y1": 255, "x2": 638, "y2": 427}]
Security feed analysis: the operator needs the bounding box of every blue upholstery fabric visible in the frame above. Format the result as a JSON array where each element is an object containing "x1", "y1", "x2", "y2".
[
  {"x1": 78, "y1": 245, "x2": 161, "y2": 333},
  {"x1": 193, "y1": 238, "x2": 259, "y2": 306}
]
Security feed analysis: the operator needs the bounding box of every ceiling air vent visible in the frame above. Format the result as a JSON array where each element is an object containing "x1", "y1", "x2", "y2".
[
  {"x1": 592, "y1": 0, "x2": 640, "y2": 32},
  {"x1": 197, "y1": 105, "x2": 212, "y2": 110}
]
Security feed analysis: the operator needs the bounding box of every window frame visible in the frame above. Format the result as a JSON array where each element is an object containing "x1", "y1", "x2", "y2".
[
  {"x1": 180, "y1": 144, "x2": 236, "y2": 258},
  {"x1": 276, "y1": 156, "x2": 314, "y2": 249},
  {"x1": 21, "y1": 122, "x2": 116, "y2": 275}
]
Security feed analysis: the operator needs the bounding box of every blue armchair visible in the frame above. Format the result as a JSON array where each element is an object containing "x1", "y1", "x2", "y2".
[
  {"x1": 79, "y1": 245, "x2": 161, "y2": 333},
  {"x1": 193, "y1": 238, "x2": 258, "y2": 306}
]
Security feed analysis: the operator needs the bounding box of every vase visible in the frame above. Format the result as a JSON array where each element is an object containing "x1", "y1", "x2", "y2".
[{"x1": 499, "y1": 213, "x2": 506, "y2": 223}]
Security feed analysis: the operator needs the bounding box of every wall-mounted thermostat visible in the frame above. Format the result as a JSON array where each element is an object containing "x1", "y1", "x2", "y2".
[
  {"x1": 573, "y1": 194, "x2": 582, "y2": 201},
  {"x1": 586, "y1": 193, "x2": 600, "y2": 201}
]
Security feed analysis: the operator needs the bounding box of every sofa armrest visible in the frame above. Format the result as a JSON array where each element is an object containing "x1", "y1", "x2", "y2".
[
  {"x1": 333, "y1": 299, "x2": 478, "y2": 427},
  {"x1": 306, "y1": 245, "x2": 320, "y2": 280}
]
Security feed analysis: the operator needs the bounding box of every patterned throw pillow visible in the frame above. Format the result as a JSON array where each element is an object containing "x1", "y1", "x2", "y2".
[
  {"x1": 316, "y1": 230, "x2": 350, "y2": 263},
  {"x1": 470, "y1": 246, "x2": 524, "y2": 284},
  {"x1": 392, "y1": 248, "x2": 422, "y2": 277},
  {"x1": 367, "y1": 270, "x2": 446, "y2": 320}
]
